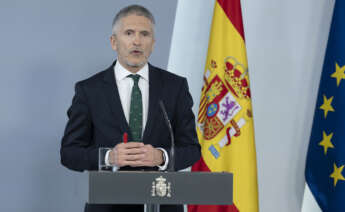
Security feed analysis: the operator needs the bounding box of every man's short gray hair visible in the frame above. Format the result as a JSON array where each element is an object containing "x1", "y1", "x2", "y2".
[{"x1": 112, "y1": 4, "x2": 155, "y2": 35}]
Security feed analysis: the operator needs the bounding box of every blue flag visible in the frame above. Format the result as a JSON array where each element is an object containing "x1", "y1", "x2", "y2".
[{"x1": 305, "y1": 1, "x2": 345, "y2": 211}]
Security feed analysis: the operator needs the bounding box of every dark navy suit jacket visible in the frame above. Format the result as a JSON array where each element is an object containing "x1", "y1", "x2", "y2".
[{"x1": 60, "y1": 61, "x2": 201, "y2": 211}]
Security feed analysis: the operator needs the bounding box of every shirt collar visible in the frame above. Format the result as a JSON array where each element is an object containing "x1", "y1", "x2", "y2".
[{"x1": 114, "y1": 61, "x2": 149, "y2": 82}]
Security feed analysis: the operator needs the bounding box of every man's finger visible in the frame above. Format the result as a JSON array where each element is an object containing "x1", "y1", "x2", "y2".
[
  {"x1": 130, "y1": 160, "x2": 154, "y2": 167},
  {"x1": 123, "y1": 160, "x2": 146, "y2": 167},
  {"x1": 122, "y1": 153, "x2": 145, "y2": 161},
  {"x1": 124, "y1": 147, "x2": 147, "y2": 155},
  {"x1": 122, "y1": 142, "x2": 145, "y2": 149}
]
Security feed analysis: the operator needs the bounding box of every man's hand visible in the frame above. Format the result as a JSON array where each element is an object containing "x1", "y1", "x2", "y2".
[
  {"x1": 138, "y1": 144, "x2": 164, "y2": 167},
  {"x1": 108, "y1": 142, "x2": 163, "y2": 167}
]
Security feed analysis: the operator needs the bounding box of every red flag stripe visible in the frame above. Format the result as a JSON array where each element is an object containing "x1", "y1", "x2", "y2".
[
  {"x1": 188, "y1": 204, "x2": 239, "y2": 212},
  {"x1": 191, "y1": 156, "x2": 211, "y2": 172},
  {"x1": 217, "y1": 0, "x2": 245, "y2": 40},
  {"x1": 189, "y1": 158, "x2": 239, "y2": 212}
]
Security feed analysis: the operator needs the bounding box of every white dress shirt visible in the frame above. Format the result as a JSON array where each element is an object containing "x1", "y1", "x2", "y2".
[
  {"x1": 115, "y1": 61, "x2": 149, "y2": 133},
  {"x1": 105, "y1": 62, "x2": 168, "y2": 171}
]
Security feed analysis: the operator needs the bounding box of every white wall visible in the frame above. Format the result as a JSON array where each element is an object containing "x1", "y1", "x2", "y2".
[
  {"x1": 168, "y1": 0, "x2": 335, "y2": 211},
  {"x1": 0, "y1": 1, "x2": 178, "y2": 211}
]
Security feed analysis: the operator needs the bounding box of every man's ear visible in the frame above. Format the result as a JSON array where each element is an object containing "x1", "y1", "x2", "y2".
[
  {"x1": 110, "y1": 35, "x2": 117, "y2": 51},
  {"x1": 150, "y1": 37, "x2": 155, "y2": 53}
]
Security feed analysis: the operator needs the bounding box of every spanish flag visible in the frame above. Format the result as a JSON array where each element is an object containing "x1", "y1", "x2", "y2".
[{"x1": 188, "y1": 0, "x2": 258, "y2": 211}]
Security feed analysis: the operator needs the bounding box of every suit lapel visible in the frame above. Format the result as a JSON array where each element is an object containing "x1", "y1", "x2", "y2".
[
  {"x1": 102, "y1": 63, "x2": 130, "y2": 136},
  {"x1": 143, "y1": 64, "x2": 162, "y2": 142}
]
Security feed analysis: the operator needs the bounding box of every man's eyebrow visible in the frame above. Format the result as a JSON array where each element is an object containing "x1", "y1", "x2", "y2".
[
  {"x1": 122, "y1": 28, "x2": 152, "y2": 35},
  {"x1": 123, "y1": 29, "x2": 135, "y2": 33}
]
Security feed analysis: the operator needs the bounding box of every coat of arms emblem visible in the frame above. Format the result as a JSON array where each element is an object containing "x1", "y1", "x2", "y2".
[
  {"x1": 151, "y1": 176, "x2": 171, "y2": 197},
  {"x1": 197, "y1": 56, "x2": 253, "y2": 159}
]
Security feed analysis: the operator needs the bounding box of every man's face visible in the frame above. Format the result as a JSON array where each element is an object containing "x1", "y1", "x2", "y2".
[{"x1": 111, "y1": 14, "x2": 155, "y2": 72}]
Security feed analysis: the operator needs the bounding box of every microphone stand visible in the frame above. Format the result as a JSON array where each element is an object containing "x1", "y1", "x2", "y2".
[
  {"x1": 146, "y1": 101, "x2": 175, "y2": 212},
  {"x1": 159, "y1": 100, "x2": 175, "y2": 172}
]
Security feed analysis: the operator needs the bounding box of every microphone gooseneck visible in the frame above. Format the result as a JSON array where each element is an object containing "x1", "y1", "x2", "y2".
[{"x1": 159, "y1": 100, "x2": 175, "y2": 172}]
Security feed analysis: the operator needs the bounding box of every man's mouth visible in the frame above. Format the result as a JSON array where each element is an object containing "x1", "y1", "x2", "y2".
[{"x1": 131, "y1": 50, "x2": 143, "y2": 55}]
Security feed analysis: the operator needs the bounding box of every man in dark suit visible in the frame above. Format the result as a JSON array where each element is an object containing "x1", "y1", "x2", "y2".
[{"x1": 60, "y1": 4, "x2": 201, "y2": 212}]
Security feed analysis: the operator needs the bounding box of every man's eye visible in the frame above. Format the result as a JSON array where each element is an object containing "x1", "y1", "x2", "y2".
[
  {"x1": 126, "y1": 31, "x2": 133, "y2": 35},
  {"x1": 142, "y1": 32, "x2": 149, "y2": 36}
]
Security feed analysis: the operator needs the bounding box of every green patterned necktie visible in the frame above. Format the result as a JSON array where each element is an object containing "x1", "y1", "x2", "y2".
[{"x1": 128, "y1": 74, "x2": 143, "y2": 141}]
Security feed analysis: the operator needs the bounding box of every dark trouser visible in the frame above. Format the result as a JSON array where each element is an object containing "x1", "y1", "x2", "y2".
[{"x1": 84, "y1": 204, "x2": 183, "y2": 212}]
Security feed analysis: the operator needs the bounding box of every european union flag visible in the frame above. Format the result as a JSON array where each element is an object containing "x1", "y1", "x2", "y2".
[{"x1": 305, "y1": 1, "x2": 345, "y2": 211}]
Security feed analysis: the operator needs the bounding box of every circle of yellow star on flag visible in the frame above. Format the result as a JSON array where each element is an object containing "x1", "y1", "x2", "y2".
[
  {"x1": 318, "y1": 131, "x2": 334, "y2": 155},
  {"x1": 331, "y1": 62, "x2": 345, "y2": 87},
  {"x1": 330, "y1": 163, "x2": 345, "y2": 187},
  {"x1": 319, "y1": 95, "x2": 335, "y2": 118}
]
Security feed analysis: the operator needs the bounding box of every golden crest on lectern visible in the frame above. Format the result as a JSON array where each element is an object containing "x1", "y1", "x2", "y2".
[{"x1": 151, "y1": 176, "x2": 171, "y2": 197}]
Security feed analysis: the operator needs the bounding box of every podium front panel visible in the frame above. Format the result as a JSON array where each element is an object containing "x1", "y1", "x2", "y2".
[{"x1": 89, "y1": 171, "x2": 233, "y2": 205}]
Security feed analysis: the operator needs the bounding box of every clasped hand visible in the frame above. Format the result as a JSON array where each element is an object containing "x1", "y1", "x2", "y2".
[{"x1": 108, "y1": 142, "x2": 163, "y2": 167}]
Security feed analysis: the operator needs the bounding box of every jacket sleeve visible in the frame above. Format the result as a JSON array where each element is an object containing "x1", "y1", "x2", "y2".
[
  {"x1": 170, "y1": 78, "x2": 201, "y2": 171},
  {"x1": 60, "y1": 82, "x2": 98, "y2": 171}
]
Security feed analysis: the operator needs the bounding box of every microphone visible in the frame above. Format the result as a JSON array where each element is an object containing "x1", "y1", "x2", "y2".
[{"x1": 159, "y1": 100, "x2": 175, "y2": 172}]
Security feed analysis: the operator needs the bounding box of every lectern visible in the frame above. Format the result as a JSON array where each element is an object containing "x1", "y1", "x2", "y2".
[{"x1": 88, "y1": 171, "x2": 233, "y2": 212}]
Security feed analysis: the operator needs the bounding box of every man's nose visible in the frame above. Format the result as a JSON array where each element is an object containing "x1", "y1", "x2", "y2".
[{"x1": 133, "y1": 33, "x2": 141, "y2": 46}]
